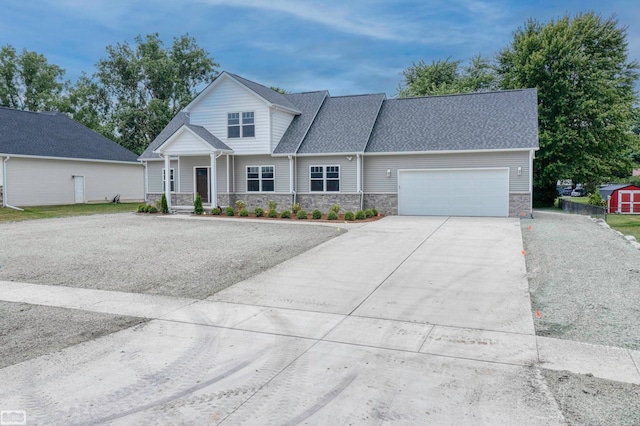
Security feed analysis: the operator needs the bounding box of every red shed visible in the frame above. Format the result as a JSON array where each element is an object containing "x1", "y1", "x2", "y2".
[{"x1": 599, "y1": 184, "x2": 640, "y2": 214}]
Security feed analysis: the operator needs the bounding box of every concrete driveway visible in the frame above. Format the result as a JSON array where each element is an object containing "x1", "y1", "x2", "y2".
[{"x1": 4, "y1": 216, "x2": 634, "y2": 424}]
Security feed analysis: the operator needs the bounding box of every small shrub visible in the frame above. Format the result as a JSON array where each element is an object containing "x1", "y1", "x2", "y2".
[
  {"x1": 364, "y1": 209, "x2": 374, "y2": 218},
  {"x1": 225, "y1": 206, "x2": 235, "y2": 216},
  {"x1": 280, "y1": 210, "x2": 291, "y2": 218},
  {"x1": 161, "y1": 194, "x2": 169, "y2": 214},
  {"x1": 331, "y1": 204, "x2": 340, "y2": 214},
  {"x1": 292, "y1": 203, "x2": 301, "y2": 214},
  {"x1": 588, "y1": 191, "x2": 606, "y2": 207},
  {"x1": 194, "y1": 193, "x2": 204, "y2": 215},
  {"x1": 371, "y1": 208, "x2": 378, "y2": 216},
  {"x1": 268, "y1": 200, "x2": 278, "y2": 211},
  {"x1": 297, "y1": 209, "x2": 307, "y2": 219},
  {"x1": 254, "y1": 207, "x2": 264, "y2": 217},
  {"x1": 137, "y1": 204, "x2": 146, "y2": 213},
  {"x1": 235, "y1": 200, "x2": 246, "y2": 210},
  {"x1": 355, "y1": 210, "x2": 366, "y2": 220},
  {"x1": 344, "y1": 211, "x2": 355, "y2": 221},
  {"x1": 142, "y1": 205, "x2": 150, "y2": 213},
  {"x1": 211, "y1": 207, "x2": 221, "y2": 215},
  {"x1": 267, "y1": 209, "x2": 278, "y2": 218},
  {"x1": 148, "y1": 206, "x2": 158, "y2": 213},
  {"x1": 154, "y1": 198, "x2": 163, "y2": 210},
  {"x1": 239, "y1": 208, "x2": 249, "y2": 217},
  {"x1": 327, "y1": 211, "x2": 338, "y2": 220},
  {"x1": 312, "y1": 209, "x2": 322, "y2": 219}
]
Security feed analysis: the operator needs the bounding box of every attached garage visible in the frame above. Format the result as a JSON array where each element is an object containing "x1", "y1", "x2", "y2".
[{"x1": 398, "y1": 168, "x2": 509, "y2": 217}]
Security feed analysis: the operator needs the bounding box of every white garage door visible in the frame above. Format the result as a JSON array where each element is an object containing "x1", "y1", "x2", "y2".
[{"x1": 398, "y1": 168, "x2": 509, "y2": 217}]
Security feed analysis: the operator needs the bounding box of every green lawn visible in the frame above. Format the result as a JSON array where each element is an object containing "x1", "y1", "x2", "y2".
[
  {"x1": 559, "y1": 196, "x2": 590, "y2": 204},
  {"x1": 606, "y1": 214, "x2": 640, "y2": 241},
  {"x1": 0, "y1": 203, "x2": 139, "y2": 223}
]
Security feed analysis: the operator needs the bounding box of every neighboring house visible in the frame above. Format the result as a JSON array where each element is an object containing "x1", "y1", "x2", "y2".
[
  {"x1": 140, "y1": 72, "x2": 539, "y2": 217},
  {"x1": 0, "y1": 107, "x2": 143, "y2": 207},
  {"x1": 599, "y1": 184, "x2": 640, "y2": 214}
]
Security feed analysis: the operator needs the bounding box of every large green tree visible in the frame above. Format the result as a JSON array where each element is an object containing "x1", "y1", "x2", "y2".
[
  {"x1": 73, "y1": 33, "x2": 219, "y2": 154},
  {"x1": 0, "y1": 45, "x2": 67, "y2": 111},
  {"x1": 397, "y1": 55, "x2": 498, "y2": 97},
  {"x1": 497, "y1": 12, "x2": 639, "y2": 205}
]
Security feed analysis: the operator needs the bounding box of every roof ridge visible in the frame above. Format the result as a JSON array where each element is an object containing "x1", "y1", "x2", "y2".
[
  {"x1": 389, "y1": 88, "x2": 535, "y2": 101},
  {"x1": 329, "y1": 93, "x2": 386, "y2": 99}
]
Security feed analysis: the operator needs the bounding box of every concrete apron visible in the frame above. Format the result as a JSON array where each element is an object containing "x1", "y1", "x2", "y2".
[{"x1": 0, "y1": 216, "x2": 638, "y2": 424}]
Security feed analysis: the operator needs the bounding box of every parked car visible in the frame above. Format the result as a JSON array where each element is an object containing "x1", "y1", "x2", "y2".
[
  {"x1": 571, "y1": 188, "x2": 587, "y2": 197},
  {"x1": 561, "y1": 187, "x2": 573, "y2": 196}
]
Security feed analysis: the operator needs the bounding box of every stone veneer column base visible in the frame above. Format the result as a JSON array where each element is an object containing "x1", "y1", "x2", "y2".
[
  {"x1": 0, "y1": 185, "x2": 3, "y2": 206},
  {"x1": 509, "y1": 193, "x2": 532, "y2": 218},
  {"x1": 363, "y1": 194, "x2": 397, "y2": 216},
  {"x1": 295, "y1": 193, "x2": 361, "y2": 213}
]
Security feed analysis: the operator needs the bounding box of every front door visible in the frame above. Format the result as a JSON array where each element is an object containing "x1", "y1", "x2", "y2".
[{"x1": 195, "y1": 168, "x2": 209, "y2": 203}]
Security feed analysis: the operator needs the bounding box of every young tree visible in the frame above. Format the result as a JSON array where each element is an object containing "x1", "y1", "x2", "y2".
[
  {"x1": 0, "y1": 45, "x2": 67, "y2": 111},
  {"x1": 497, "y1": 12, "x2": 639, "y2": 205}
]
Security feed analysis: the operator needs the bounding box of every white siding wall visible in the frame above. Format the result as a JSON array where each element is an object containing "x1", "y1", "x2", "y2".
[
  {"x1": 147, "y1": 160, "x2": 178, "y2": 193},
  {"x1": 271, "y1": 109, "x2": 295, "y2": 151},
  {"x1": 233, "y1": 155, "x2": 290, "y2": 193},
  {"x1": 6, "y1": 157, "x2": 144, "y2": 206},
  {"x1": 161, "y1": 130, "x2": 211, "y2": 156},
  {"x1": 363, "y1": 151, "x2": 531, "y2": 193},
  {"x1": 189, "y1": 78, "x2": 271, "y2": 155},
  {"x1": 0, "y1": 156, "x2": 3, "y2": 186},
  {"x1": 296, "y1": 156, "x2": 357, "y2": 193}
]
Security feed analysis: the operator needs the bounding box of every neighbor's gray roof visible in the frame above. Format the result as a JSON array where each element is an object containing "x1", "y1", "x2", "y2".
[
  {"x1": 138, "y1": 112, "x2": 189, "y2": 160},
  {"x1": 0, "y1": 107, "x2": 139, "y2": 162},
  {"x1": 366, "y1": 89, "x2": 539, "y2": 153},
  {"x1": 228, "y1": 73, "x2": 301, "y2": 113},
  {"x1": 183, "y1": 124, "x2": 232, "y2": 151},
  {"x1": 273, "y1": 91, "x2": 329, "y2": 155},
  {"x1": 297, "y1": 93, "x2": 386, "y2": 154},
  {"x1": 599, "y1": 184, "x2": 636, "y2": 198}
]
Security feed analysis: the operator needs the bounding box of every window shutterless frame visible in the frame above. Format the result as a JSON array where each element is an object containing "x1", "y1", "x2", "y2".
[
  {"x1": 247, "y1": 165, "x2": 275, "y2": 192},
  {"x1": 228, "y1": 111, "x2": 255, "y2": 138},
  {"x1": 162, "y1": 167, "x2": 175, "y2": 192},
  {"x1": 309, "y1": 165, "x2": 340, "y2": 192}
]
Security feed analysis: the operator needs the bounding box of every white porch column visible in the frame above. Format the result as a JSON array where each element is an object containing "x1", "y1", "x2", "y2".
[
  {"x1": 356, "y1": 154, "x2": 362, "y2": 193},
  {"x1": 288, "y1": 155, "x2": 294, "y2": 193},
  {"x1": 164, "y1": 154, "x2": 171, "y2": 210},
  {"x1": 210, "y1": 153, "x2": 218, "y2": 206},
  {"x1": 226, "y1": 154, "x2": 230, "y2": 193}
]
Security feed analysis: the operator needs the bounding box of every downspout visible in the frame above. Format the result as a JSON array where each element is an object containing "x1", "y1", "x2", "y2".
[
  {"x1": 357, "y1": 154, "x2": 363, "y2": 211},
  {"x1": 289, "y1": 155, "x2": 296, "y2": 206},
  {"x1": 529, "y1": 150, "x2": 534, "y2": 217},
  {"x1": 2, "y1": 156, "x2": 24, "y2": 211}
]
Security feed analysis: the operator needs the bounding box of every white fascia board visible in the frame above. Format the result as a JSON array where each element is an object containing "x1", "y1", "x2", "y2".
[
  {"x1": 0, "y1": 153, "x2": 141, "y2": 165},
  {"x1": 292, "y1": 152, "x2": 362, "y2": 157},
  {"x1": 364, "y1": 147, "x2": 538, "y2": 156}
]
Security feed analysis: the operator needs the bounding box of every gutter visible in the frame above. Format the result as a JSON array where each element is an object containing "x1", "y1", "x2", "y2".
[{"x1": 2, "y1": 157, "x2": 24, "y2": 211}]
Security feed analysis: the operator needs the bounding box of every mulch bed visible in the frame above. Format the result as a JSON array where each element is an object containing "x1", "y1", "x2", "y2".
[{"x1": 192, "y1": 212, "x2": 384, "y2": 223}]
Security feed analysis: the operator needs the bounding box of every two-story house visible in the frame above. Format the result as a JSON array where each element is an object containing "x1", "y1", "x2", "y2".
[{"x1": 139, "y1": 72, "x2": 539, "y2": 217}]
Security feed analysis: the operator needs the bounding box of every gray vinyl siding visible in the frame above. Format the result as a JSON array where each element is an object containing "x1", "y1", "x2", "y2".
[
  {"x1": 233, "y1": 155, "x2": 290, "y2": 193},
  {"x1": 147, "y1": 160, "x2": 178, "y2": 193},
  {"x1": 363, "y1": 151, "x2": 531, "y2": 193},
  {"x1": 177, "y1": 155, "x2": 229, "y2": 195},
  {"x1": 296, "y1": 156, "x2": 357, "y2": 193}
]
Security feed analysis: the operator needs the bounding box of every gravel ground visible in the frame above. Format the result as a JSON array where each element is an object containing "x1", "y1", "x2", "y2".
[
  {"x1": 522, "y1": 210, "x2": 640, "y2": 425},
  {"x1": 0, "y1": 301, "x2": 146, "y2": 368},
  {"x1": 0, "y1": 213, "x2": 343, "y2": 299}
]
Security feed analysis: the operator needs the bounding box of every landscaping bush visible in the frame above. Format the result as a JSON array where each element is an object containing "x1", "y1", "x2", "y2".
[
  {"x1": 344, "y1": 211, "x2": 355, "y2": 221},
  {"x1": 235, "y1": 200, "x2": 246, "y2": 210},
  {"x1": 588, "y1": 191, "x2": 606, "y2": 207},
  {"x1": 312, "y1": 209, "x2": 322, "y2": 219},
  {"x1": 267, "y1": 209, "x2": 278, "y2": 218},
  {"x1": 364, "y1": 209, "x2": 374, "y2": 218},
  {"x1": 327, "y1": 211, "x2": 338, "y2": 220},
  {"x1": 161, "y1": 194, "x2": 169, "y2": 214},
  {"x1": 371, "y1": 208, "x2": 378, "y2": 216},
  {"x1": 355, "y1": 210, "x2": 366, "y2": 220},
  {"x1": 148, "y1": 206, "x2": 158, "y2": 213},
  {"x1": 297, "y1": 209, "x2": 307, "y2": 219},
  {"x1": 280, "y1": 210, "x2": 291, "y2": 218},
  {"x1": 254, "y1": 207, "x2": 264, "y2": 217},
  {"x1": 224, "y1": 206, "x2": 235, "y2": 216},
  {"x1": 239, "y1": 208, "x2": 249, "y2": 217},
  {"x1": 194, "y1": 193, "x2": 204, "y2": 215},
  {"x1": 268, "y1": 200, "x2": 278, "y2": 211},
  {"x1": 137, "y1": 204, "x2": 147, "y2": 213},
  {"x1": 331, "y1": 204, "x2": 340, "y2": 214},
  {"x1": 292, "y1": 203, "x2": 301, "y2": 214},
  {"x1": 211, "y1": 207, "x2": 221, "y2": 215}
]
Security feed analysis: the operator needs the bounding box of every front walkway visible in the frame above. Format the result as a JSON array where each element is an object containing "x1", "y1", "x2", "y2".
[{"x1": 0, "y1": 217, "x2": 638, "y2": 424}]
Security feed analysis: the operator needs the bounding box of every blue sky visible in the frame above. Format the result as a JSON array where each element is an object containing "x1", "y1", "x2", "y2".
[{"x1": 1, "y1": 0, "x2": 639, "y2": 96}]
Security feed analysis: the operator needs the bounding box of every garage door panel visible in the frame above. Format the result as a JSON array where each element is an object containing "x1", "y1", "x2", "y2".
[{"x1": 398, "y1": 169, "x2": 509, "y2": 217}]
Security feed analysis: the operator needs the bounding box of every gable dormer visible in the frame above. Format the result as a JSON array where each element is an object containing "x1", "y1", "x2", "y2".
[{"x1": 183, "y1": 72, "x2": 300, "y2": 155}]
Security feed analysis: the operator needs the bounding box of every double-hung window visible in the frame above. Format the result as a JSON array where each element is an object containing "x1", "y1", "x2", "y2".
[
  {"x1": 310, "y1": 165, "x2": 340, "y2": 192},
  {"x1": 162, "y1": 167, "x2": 175, "y2": 192},
  {"x1": 228, "y1": 112, "x2": 255, "y2": 138},
  {"x1": 247, "y1": 165, "x2": 274, "y2": 192}
]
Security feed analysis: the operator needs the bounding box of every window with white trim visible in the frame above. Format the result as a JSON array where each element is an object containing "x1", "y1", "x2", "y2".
[
  {"x1": 162, "y1": 167, "x2": 175, "y2": 192},
  {"x1": 310, "y1": 165, "x2": 340, "y2": 192},
  {"x1": 228, "y1": 111, "x2": 255, "y2": 138},
  {"x1": 247, "y1": 165, "x2": 274, "y2": 192}
]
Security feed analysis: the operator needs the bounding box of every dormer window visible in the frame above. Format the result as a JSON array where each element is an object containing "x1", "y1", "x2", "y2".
[{"x1": 228, "y1": 112, "x2": 255, "y2": 138}]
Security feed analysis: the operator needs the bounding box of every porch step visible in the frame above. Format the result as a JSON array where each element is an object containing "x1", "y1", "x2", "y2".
[{"x1": 171, "y1": 205, "x2": 195, "y2": 214}]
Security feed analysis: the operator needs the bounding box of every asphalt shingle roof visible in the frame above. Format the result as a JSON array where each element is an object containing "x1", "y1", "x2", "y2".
[
  {"x1": 599, "y1": 184, "x2": 637, "y2": 199},
  {"x1": 183, "y1": 124, "x2": 232, "y2": 151},
  {"x1": 273, "y1": 91, "x2": 328, "y2": 155},
  {"x1": 297, "y1": 93, "x2": 386, "y2": 154},
  {"x1": 0, "y1": 107, "x2": 139, "y2": 162},
  {"x1": 228, "y1": 73, "x2": 301, "y2": 113},
  {"x1": 138, "y1": 112, "x2": 189, "y2": 160},
  {"x1": 365, "y1": 89, "x2": 539, "y2": 153}
]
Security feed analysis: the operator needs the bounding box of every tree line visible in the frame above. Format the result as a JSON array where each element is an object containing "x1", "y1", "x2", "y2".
[{"x1": 1, "y1": 12, "x2": 638, "y2": 206}]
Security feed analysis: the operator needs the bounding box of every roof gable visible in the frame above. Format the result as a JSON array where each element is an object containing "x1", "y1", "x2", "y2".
[
  {"x1": 297, "y1": 93, "x2": 386, "y2": 154},
  {"x1": 139, "y1": 112, "x2": 190, "y2": 160},
  {"x1": 0, "y1": 107, "x2": 138, "y2": 162},
  {"x1": 366, "y1": 89, "x2": 539, "y2": 153},
  {"x1": 273, "y1": 91, "x2": 329, "y2": 155},
  {"x1": 154, "y1": 124, "x2": 232, "y2": 155}
]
